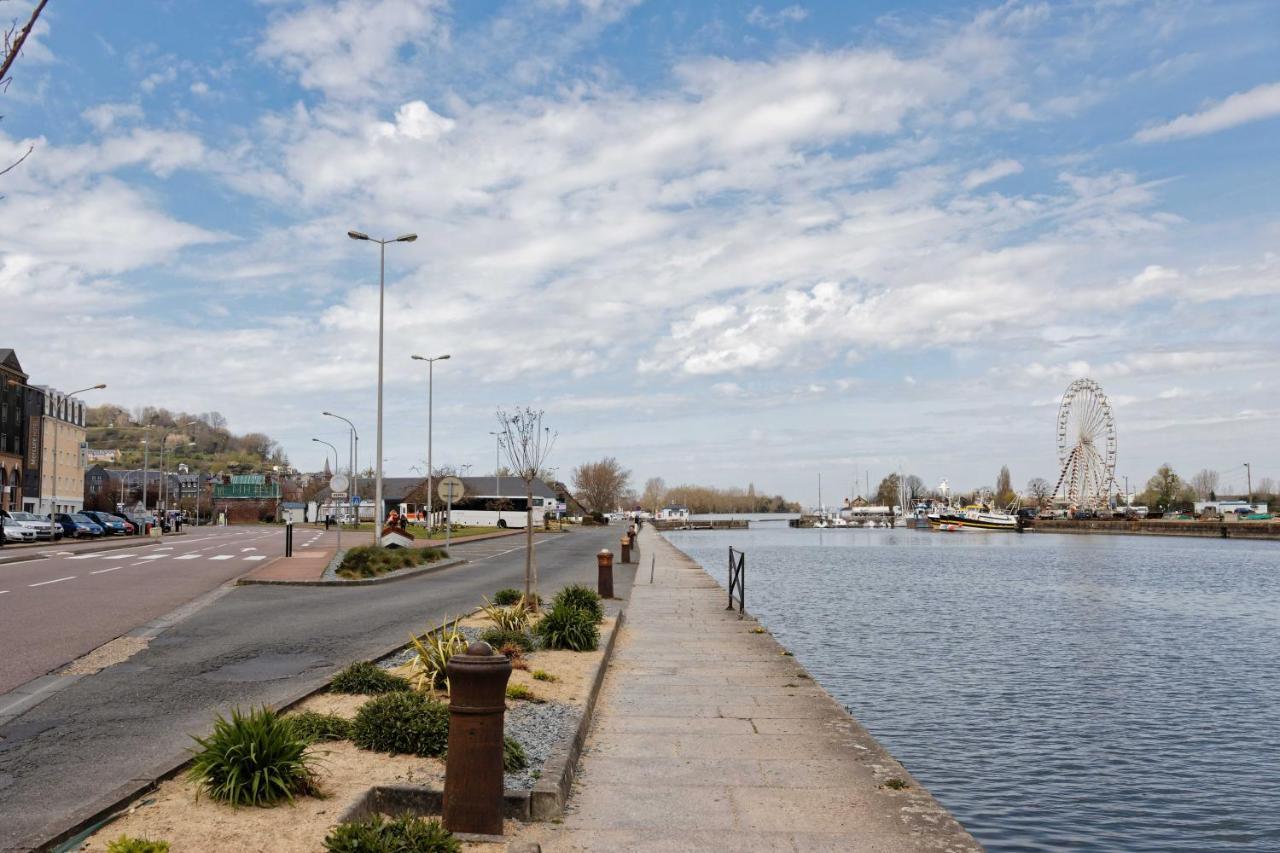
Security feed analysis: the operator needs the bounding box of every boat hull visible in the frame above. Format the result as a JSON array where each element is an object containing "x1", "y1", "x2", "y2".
[{"x1": 927, "y1": 513, "x2": 1017, "y2": 531}]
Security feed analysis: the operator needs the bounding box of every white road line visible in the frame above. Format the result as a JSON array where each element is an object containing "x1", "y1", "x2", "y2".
[
  {"x1": 30, "y1": 576, "x2": 75, "y2": 587},
  {"x1": 241, "y1": 547, "x2": 257, "y2": 552},
  {"x1": 103, "y1": 554, "x2": 132, "y2": 561},
  {"x1": 67, "y1": 554, "x2": 101, "y2": 560},
  {"x1": 210, "y1": 555, "x2": 234, "y2": 561},
  {"x1": 137, "y1": 555, "x2": 166, "y2": 561},
  {"x1": 175, "y1": 554, "x2": 202, "y2": 560},
  {"x1": 0, "y1": 590, "x2": 9, "y2": 595},
  {"x1": 243, "y1": 555, "x2": 267, "y2": 561},
  {"x1": 91, "y1": 567, "x2": 121, "y2": 575}
]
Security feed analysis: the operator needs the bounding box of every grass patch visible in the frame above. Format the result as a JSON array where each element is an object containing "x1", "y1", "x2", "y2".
[
  {"x1": 882, "y1": 777, "x2": 910, "y2": 790},
  {"x1": 479, "y1": 626, "x2": 534, "y2": 653},
  {"x1": 288, "y1": 711, "x2": 351, "y2": 743},
  {"x1": 492, "y1": 587, "x2": 523, "y2": 606},
  {"x1": 551, "y1": 584, "x2": 604, "y2": 622},
  {"x1": 535, "y1": 600, "x2": 600, "y2": 652},
  {"x1": 504, "y1": 736, "x2": 528, "y2": 772},
  {"x1": 409, "y1": 619, "x2": 467, "y2": 694},
  {"x1": 188, "y1": 707, "x2": 317, "y2": 806},
  {"x1": 337, "y1": 545, "x2": 447, "y2": 579},
  {"x1": 531, "y1": 669, "x2": 557, "y2": 682},
  {"x1": 352, "y1": 692, "x2": 449, "y2": 757},
  {"x1": 107, "y1": 838, "x2": 170, "y2": 853},
  {"x1": 324, "y1": 813, "x2": 460, "y2": 853},
  {"x1": 329, "y1": 661, "x2": 411, "y2": 695},
  {"x1": 505, "y1": 683, "x2": 544, "y2": 703}
]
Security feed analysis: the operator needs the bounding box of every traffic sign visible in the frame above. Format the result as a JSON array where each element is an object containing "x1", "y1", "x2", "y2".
[
  {"x1": 352, "y1": 496, "x2": 362, "y2": 506},
  {"x1": 438, "y1": 476, "x2": 465, "y2": 502},
  {"x1": 330, "y1": 474, "x2": 350, "y2": 494}
]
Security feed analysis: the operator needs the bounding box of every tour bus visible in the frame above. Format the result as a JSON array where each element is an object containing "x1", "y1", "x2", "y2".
[{"x1": 445, "y1": 494, "x2": 549, "y2": 529}]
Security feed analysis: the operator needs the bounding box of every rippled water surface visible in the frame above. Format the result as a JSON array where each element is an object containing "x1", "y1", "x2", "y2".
[{"x1": 666, "y1": 525, "x2": 1280, "y2": 852}]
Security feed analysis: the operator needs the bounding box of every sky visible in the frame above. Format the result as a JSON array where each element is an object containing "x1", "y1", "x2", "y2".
[{"x1": 1, "y1": 0, "x2": 1277, "y2": 505}]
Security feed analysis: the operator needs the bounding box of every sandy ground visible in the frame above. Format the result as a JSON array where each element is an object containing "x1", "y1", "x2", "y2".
[{"x1": 79, "y1": 614, "x2": 614, "y2": 851}]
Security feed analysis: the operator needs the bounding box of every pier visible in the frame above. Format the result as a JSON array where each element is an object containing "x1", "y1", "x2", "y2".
[
  {"x1": 649, "y1": 519, "x2": 750, "y2": 531},
  {"x1": 1034, "y1": 518, "x2": 1280, "y2": 540}
]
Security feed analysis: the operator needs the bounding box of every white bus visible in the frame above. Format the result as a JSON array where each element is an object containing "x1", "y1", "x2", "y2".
[{"x1": 445, "y1": 495, "x2": 549, "y2": 529}]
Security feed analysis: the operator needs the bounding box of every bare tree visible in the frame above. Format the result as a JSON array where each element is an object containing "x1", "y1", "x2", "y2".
[
  {"x1": 1, "y1": 0, "x2": 50, "y2": 185},
  {"x1": 497, "y1": 407, "x2": 556, "y2": 605},
  {"x1": 1026, "y1": 477, "x2": 1053, "y2": 507},
  {"x1": 641, "y1": 477, "x2": 666, "y2": 512},
  {"x1": 1190, "y1": 469, "x2": 1219, "y2": 500},
  {"x1": 571, "y1": 457, "x2": 630, "y2": 514}
]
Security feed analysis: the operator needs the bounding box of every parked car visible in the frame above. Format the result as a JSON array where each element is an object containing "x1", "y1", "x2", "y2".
[
  {"x1": 55, "y1": 512, "x2": 105, "y2": 538},
  {"x1": 122, "y1": 512, "x2": 155, "y2": 534},
  {"x1": 1, "y1": 510, "x2": 63, "y2": 540},
  {"x1": 3, "y1": 520, "x2": 38, "y2": 542},
  {"x1": 1015, "y1": 507, "x2": 1039, "y2": 520},
  {"x1": 81, "y1": 510, "x2": 129, "y2": 535}
]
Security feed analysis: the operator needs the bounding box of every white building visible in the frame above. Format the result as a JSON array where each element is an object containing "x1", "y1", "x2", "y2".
[
  {"x1": 1194, "y1": 500, "x2": 1268, "y2": 516},
  {"x1": 656, "y1": 504, "x2": 690, "y2": 521}
]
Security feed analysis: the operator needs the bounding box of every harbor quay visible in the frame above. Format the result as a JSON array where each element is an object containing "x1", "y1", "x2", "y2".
[{"x1": 516, "y1": 525, "x2": 981, "y2": 851}]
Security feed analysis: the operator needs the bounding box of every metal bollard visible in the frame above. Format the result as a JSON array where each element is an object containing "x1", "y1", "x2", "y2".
[
  {"x1": 597, "y1": 548, "x2": 614, "y2": 599},
  {"x1": 444, "y1": 641, "x2": 512, "y2": 836},
  {"x1": 285, "y1": 522, "x2": 294, "y2": 557},
  {"x1": 619, "y1": 535, "x2": 631, "y2": 564}
]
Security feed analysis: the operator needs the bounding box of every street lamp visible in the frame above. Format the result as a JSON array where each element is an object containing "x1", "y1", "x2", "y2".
[
  {"x1": 348, "y1": 229, "x2": 417, "y2": 545},
  {"x1": 410, "y1": 354, "x2": 450, "y2": 527},
  {"x1": 488, "y1": 431, "x2": 503, "y2": 499},
  {"x1": 47, "y1": 384, "x2": 105, "y2": 517},
  {"x1": 322, "y1": 411, "x2": 359, "y2": 520}
]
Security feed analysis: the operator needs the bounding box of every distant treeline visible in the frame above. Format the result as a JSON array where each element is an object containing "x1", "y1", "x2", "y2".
[{"x1": 647, "y1": 480, "x2": 799, "y2": 514}]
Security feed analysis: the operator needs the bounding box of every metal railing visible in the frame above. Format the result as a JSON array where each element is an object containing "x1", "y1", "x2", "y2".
[{"x1": 727, "y1": 546, "x2": 745, "y2": 616}]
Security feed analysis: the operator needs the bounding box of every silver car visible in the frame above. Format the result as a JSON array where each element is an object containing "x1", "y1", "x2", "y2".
[
  {"x1": 2, "y1": 511, "x2": 62, "y2": 541},
  {"x1": 2, "y1": 521, "x2": 37, "y2": 542}
]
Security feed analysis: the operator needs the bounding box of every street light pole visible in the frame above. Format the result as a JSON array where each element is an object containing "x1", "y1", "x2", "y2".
[
  {"x1": 322, "y1": 411, "x2": 359, "y2": 523},
  {"x1": 411, "y1": 354, "x2": 450, "y2": 528},
  {"x1": 1244, "y1": 462, "x2": 1252, "y2": 504},
  {"x1": 313, "y1": 438, "x2": 340, "y2": 519},
  {"x1": 47, "y1": 384, "x2": 105, "y2": 516},
  {"x1": 348, "y1": 229, "x2": 417, "y2": 546},
  {"x1": 489, "y1": 431, "x2": 502, "y2": 498}
]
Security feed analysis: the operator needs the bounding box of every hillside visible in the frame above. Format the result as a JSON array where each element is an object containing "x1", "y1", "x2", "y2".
[{"x1": 85, "y1": 405, "x2": 289, "y2": 474}]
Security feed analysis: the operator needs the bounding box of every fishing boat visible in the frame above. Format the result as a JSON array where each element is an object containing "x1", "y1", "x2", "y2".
[{"x1": 927, "y1": 504, "x2": 1018, "y2": 531}]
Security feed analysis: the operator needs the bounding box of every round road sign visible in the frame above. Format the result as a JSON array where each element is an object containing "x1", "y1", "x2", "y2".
[
  {"x1": 329, "y1": 474, "x2": 350, "y2": 494},
  {"x1": 437, "y1": 476, "x2": 465, "y2": 502}
]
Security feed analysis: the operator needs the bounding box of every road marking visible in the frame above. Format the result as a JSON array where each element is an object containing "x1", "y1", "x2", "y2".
[
  {"x1": 91, "y1": 567, "x2": 121, "y2": 575},
  {"x1": 175, "y1": 554, "x2": 201, "y2": 560},
  {"x1": 0, "y1": 590, "x2": 9, "y2": 595},
  {"x1": 241, "y1": 547, "x2": 257, "y2": 552},
  {"x1": 153, "y1": 547, "x2": 174, "y2": 551},
  {"x1": 210, "y1": 555, "x2": 234, "y2": 561},
  {"x1": 68, "y1": 554, "x2": 101, "y2": 560},
  {"x1": 30, "y1": 576, "x2": 75, "y2": 587},
  {"x1": 137, "y1": 555, "x2": 166, "y2": 560},
  {"x1": 243, "y1": 555, "x2": 267, "y2": 561}
]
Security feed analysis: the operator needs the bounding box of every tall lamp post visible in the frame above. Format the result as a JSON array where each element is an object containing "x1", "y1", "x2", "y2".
[
  {"x1": 348, "y1": 229, "x2": 417, "y2": 545},
  {"x1": 322, "y1": 411, "x2": 359, "y2": 522},
  {"x1": 48, "y1": 384, "x2": 106, "y2": 516},
  {"x1": 313, "y1": 438, "x2": 340, "y2": 517},
  {"x1": 1244, "y1": 462, "x2": 1252, "y2": 504},
  {"x1": 410, "y1": 354, "x2": 450, "y2": 527},
  {"x1": 488, "y1": 431, "x2": 503, "y2": 499}
]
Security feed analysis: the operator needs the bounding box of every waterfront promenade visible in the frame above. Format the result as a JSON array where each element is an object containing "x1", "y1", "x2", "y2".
[{"x1": 527, "y1": 526, "x2": 979, "y2": 851}]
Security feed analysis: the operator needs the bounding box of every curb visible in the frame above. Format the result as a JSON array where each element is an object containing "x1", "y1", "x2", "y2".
[{"x1": 237, "y1": 557, "x2": 469, "y2": 587}]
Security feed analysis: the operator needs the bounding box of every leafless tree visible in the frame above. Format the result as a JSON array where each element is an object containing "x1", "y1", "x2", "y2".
[
  {"x1": 571, "y1": 457, "x2": 630, "y2": 514},
  {"x1": 1190, "y1": 469, "x2": 1219, "y2": 500},
  {"x1": 1, "y1": 0, "x2": 50, "y2": 185},
  {"x1": 1026, "y1": 477, "x2": 1053, "y2": 507},
  {"x1": 497, "y1": 407, "x2": 556, "y2": 605},
  {"x1": 640, "y1": 477, "x2": 666, "y2": 512}
]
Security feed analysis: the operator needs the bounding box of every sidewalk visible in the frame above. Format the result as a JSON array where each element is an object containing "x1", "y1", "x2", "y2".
[{"x1": 528, "y1": 527, "x2": 981, "y2": 852}]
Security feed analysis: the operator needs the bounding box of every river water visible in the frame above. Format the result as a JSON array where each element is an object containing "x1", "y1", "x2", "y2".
[{"x1": 665, "y1": 524, "x2": 1280, "y2": 852}]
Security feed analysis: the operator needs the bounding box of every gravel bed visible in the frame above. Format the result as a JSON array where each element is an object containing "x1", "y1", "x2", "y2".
[
  {"x1": 503, "y1": 699, "x2": 581, "y2": 790},
  {"x1": 375, "y1": 625, "x2": 487, "y2": 669}
]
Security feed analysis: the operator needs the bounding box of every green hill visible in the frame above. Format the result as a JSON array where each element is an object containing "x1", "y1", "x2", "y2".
[{"x1": 85, "y1": 404, "x2": 289, "y2": 474}]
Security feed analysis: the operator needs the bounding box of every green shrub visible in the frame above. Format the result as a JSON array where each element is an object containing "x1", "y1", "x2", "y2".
[
  {"x1": 552, "y1": 584, "x2": 604, "y2": 622},
  {"x1": 505, "y1": 683, "x2": 543, "y2": 703},
  {"x1": 338, "y1": 546, "x2": 447, "y2": 579},
  {"x1": 410, "y1": 619, "x2": 467, "y2": 694},
  {"x1": 535, "y1": 601, "x2": 600, "y2": 652},
  {"x1": 479, "y1": 626, "x2": 533, "y2": 653},
  {"x1": 330, "y1": 661, "x2": 412, "y2": 695},
  {"x1": 531, "y1": 669, "x2": 557, "y2": 682},
  {"x1": 351, "y1": 692, "x2": 449, "y2": 757},
  {"x1": 504, "y1": 736, "x2": 528, "y2": 772},
  {"x1": 492, "y1": 588, "x2": 523, "y2": 606},
  {"x1": 106, "y1": 837, "x2": 170, "y2": 853},
  {"x1": 288, "y1": 711, "x2": 351, "y2": 743},
  {"x1": 324, "y1": 813, "x2": 461, "y2": 853},
  {"x1": 481, "y1": 597, "x2": 531, "y2": 632},
  {"x1": 188, "y1": 707, "x2": 317, "y2": 806}
]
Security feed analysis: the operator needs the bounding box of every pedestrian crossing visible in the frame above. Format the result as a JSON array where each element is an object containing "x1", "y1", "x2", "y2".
[{"x1": 54, "y1": 550, "x2": 273, "y2": 564}]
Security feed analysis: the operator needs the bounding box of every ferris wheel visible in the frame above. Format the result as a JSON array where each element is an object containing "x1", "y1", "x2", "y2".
[{"x1": 1053, "y1": 378, "x2": 1117, "y2": 510}]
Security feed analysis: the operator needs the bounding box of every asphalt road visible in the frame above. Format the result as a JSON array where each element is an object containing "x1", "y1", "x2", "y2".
[
  {"x1": 0, "y1": 525, "x2": 331, "y2": 694},
  {"x1": 0, "y1": 524, "x2": 628, "y2": 852}
]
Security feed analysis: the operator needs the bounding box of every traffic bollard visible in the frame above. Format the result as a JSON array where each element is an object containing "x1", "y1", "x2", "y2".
[
  {"x1": 444, "y1": 641, "x2": 512, "y2": 836},
  {"x1": 597, "y1": 548, "x2": 614, "y2": 599},
  {"x1": 285, "y1": 522, "x2": 293, "y2": 557},
  {"x1": 619, "y1": 535, "x2": 631, "y2": 564}
]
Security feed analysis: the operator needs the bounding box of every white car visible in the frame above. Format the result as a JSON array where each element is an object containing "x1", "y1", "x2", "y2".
[
  {"x1": 2, "y1": 511, "x2": 62, "y2": 540},
  {"x1": 2, "y1": 522, "x2": 37, "y2": 542}
]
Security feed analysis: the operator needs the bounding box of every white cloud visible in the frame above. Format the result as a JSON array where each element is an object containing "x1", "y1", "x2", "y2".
[
  {"x1": 1134, "y1": 80, "x2": 1280, "y2": 142},
  {"x1": 82, "y1": 102, "x2": 144, "y2": 132},
  {"x1": 962, "y1": 158, "x2": 1022, "y2": 189},
  {"x1": 747, "y1": 5, "x2": 809, "y2": 29}
]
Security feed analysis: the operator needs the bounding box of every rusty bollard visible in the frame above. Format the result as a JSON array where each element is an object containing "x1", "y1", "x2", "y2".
[
  {"x1": 619, "y1": 534, "x2": 631, "y2": 565},
  {"x1": 597, "y1": 548, "x2": 614, "y2": 599},
  {"x1": 443, "y1": 641, "x2": 512, "y2": 836}
]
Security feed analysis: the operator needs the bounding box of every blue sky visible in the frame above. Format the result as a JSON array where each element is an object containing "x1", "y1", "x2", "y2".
[{"x1": 2, "y1": 0, "x2": 1278, "y2": 504}]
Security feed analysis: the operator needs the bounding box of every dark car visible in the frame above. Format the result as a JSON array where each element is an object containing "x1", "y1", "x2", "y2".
[
  {"x1": 55, "y1": 512, "x2": 105, "y2": 538},
  {"x1": 1016, "y1": 507, "x2": 1039, "y2": 520},
  {"x1": 122, "y1": 512, "x2": 155, "y2": 534},
  {"x1": 81, "y1": 510, "x2": 129, "y2": 535}
]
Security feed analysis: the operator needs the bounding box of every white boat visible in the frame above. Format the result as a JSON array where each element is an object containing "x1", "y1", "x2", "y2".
[{"x1": 927, "y1": 504, "x2": 1018, "y2": 531}]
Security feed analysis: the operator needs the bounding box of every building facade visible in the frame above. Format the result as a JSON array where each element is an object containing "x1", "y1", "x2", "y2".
[
  {"x1": 30, "y1": 387, "x2": 89, "y2": 515},
  {"x1": 0, "y1": 349, "x2": 27, "y2": 513}
]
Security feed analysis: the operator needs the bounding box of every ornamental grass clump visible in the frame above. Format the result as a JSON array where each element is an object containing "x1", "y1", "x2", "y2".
[
  {"x1": 106, "y1": 837, "x2": 170, "y2": 853},
  {"x1": 504, "y1": 736, "x2": 528, "y2": 772},
  {"x1": 479, "y1": 626, "x2": 534, "y2": 653},
  {"x1": 535, "y1": 600, "x2": 600, "y2": 652},
  {"x1": 324, "y1": 813, "x2": 460, "y2": 853},
  {"x1": 552, "y1": 584, "x2": 604, "y2": 622},
  {"x1": 492, "y1": 588, "x2": 523, "y2": 606},
  {"x1": 330, "y1": 660, "x2": 412, "y2": 695},
  {"x1": 187, "y1": 707, "x2": 317, "y2": 806},
  {"x1": 288, "y1": 711, "x2": 351, "y2": 743},
  {"x1": 481, "y1": 596, "x2": 531, "y2": 632},
  {"x1": 409, "y1": 618, "x2": 468, "y2": 694},
  {"x1": 351, "y1": 691, "x2": 449, "y2": 757}
]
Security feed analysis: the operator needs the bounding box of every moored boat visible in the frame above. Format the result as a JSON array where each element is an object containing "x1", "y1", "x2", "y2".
[{"x1": 927, "y1": 504, "x2": 1018, "y2": 531}]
